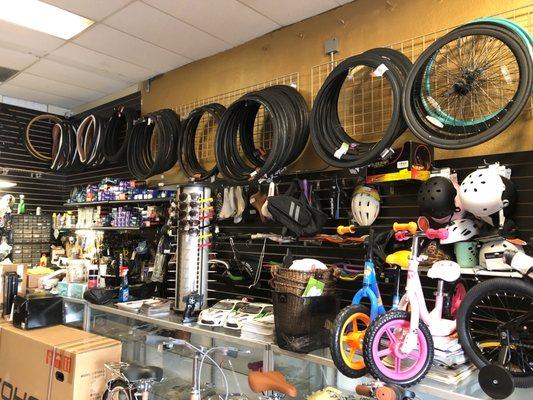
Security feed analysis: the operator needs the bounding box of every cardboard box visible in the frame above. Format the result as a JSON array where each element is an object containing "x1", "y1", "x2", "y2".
[
  {"x1": 0, "y1": 323, "x2": 122, "y2": 400},
  {"x1": 27, "y1": 273, "x2": 50, "y2": 289}
]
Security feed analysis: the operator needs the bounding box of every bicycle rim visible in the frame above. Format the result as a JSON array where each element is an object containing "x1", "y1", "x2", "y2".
[
  {"x1": 403, "y1": 24, "x2": 532, "y2": 149},
  {"x1": 464, "y1": 288, "x2": 533, "y2": 378}
]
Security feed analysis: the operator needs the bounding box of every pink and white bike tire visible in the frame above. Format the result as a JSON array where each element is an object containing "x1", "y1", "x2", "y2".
[{"x1": 363, "y1": 310, "x2": 434, "y2": 387}]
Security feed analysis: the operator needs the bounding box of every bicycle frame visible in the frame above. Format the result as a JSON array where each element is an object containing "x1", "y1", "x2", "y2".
[
  {"x1": 351, "y1": 256, "x2": 386, "y2": 320},
  {"x1": 399, "y1": 233, "x2": 456, "y2": 353}
]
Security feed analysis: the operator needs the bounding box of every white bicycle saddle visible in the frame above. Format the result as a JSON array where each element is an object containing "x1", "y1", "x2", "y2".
[{"x1": 427, "y1": 260, "x2": 461, "y2": 282}]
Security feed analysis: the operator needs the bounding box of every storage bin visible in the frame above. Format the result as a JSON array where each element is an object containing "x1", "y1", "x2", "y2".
[{"x1": 272, "y1": 292, "x2": 339, "y2": 353}]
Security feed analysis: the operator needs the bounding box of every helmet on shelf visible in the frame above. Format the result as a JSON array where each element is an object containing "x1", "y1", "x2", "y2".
[
  {"x1": 459, "y1": 169, "x2": 516, "y2": 217},
  {"x1": 479, "y1": 240, "x2": 523, "y2": 268},
  {"x1": 417, "y1": 176, "x2": 457, "y2": 220},
  {"x1": 440, "y1": 218, "x2": 480, "y2": 244},
  {"x1": 431, "y1": 177, "x2": 466, "y2": 224},
  {"x1": 351, "y1": 186, "x2": 380, "y2": 226}
]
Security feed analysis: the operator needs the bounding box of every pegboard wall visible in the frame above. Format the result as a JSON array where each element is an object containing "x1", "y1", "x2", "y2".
[
  {"x1": 310, "y1": 4, "x2": 533, "y2": 143},
  {"x1": 173, "y1": 73, "x2": 299, "y2": 170}
]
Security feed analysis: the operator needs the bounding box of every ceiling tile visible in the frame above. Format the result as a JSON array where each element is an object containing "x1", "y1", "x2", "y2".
[
  {"x1": 42, "y1": 0, "x2": 133, "y2": 21},
  {"x1": 144, "y1": 0, "x2": 280, "y2": 45},
  {"x1": 239, "y1": 0, "x2": 339, "y2": 25},
  {"x1": 0, "y1": 47, "x2": 38, "y2": 70},
  {"x1": 105, "y1": 1, "x2": 230, "y2": 60},
  {"x1": 49, "y1": 43, "x2": 154, "y2": 83},
  {"x1": 8, "y1": 73, "x2": 105, "y2": 103},
  {"x1": 73, "y1": 24, "x2": 191, "y2": 73},
  {"x1": 0, "y1": 21, "x2": 64, "y2": 57},
  {"x1": 0, "y1": 83, "x2": 82, "y2": 108},
  {"x1": 26, "y1": 59, "x2": 128, "y2": 93}
]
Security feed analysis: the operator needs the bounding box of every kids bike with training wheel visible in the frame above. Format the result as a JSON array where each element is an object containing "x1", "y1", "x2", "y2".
[
  {"x1": 457, "y1": 248, "x2": 533, "y2": 395},
  {"x1": 363, "y1": 227, "x2": 463, "y2": 386},
  {"x1": 330, "y1": 228, "x2": 404, "y2": 378}
]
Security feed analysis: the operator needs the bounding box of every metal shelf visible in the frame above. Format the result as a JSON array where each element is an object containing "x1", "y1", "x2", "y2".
[
  {"x1": 59, "y1": 226, "x2": 143, "y2": 231},
  {"x1": 63, "y1": 198, "x2": 173, "y2": 207},
  {"x1": 88, "y1": 303, "x2": 269, "y2": 349}
]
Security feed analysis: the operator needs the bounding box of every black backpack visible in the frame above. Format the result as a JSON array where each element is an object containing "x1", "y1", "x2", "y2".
[{"x1": 267, "y1": 180, "x2": 328, "y2": 236}]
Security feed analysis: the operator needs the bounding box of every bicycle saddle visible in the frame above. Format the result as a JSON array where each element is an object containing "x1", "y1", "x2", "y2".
[
  {"x1": 385, "y1": 250, "x2": 411, "y2": 270},
  {"x1": 124, "y1": 365, "x2": 164, "y2": 382},
  {"x1": 427, "y1": 260, "x2": 461, "y2": 282},
  {"x1": 248, "y1": 371, "x2": 298, "y2": 398}
]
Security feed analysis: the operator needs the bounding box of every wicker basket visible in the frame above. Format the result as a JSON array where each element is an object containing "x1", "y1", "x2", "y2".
[
  {"x1": 271, "y1": 264, "x2": 334, "y2": 284},
  {"x1": 273, "y1": 279, "x2": 335, "y2": 297}
]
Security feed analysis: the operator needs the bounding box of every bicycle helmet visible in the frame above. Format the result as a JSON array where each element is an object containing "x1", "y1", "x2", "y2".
[
  {"x1": 351, "y1": 186, "x2": 380, "y2": 226},
  {"x1": 440, "y1": 218, "x2": 480, "y2": 244},
  {"x1": 431, "y1": 177, "x2": 466, "y2": 224},
  {"x1": 479, "y1": 240, "x2": 523, "y2": 268},
  {"x1": 459, "y1": 169, "x2": 516, "y2": 217},
  {"x1": 417, "y1": 176, "x2": 457, "y2": 220}
]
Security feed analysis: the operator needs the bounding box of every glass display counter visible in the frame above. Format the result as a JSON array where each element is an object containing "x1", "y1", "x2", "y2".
[{"x1": 63, "y1": 297, "x2": 529, "y2": 400}]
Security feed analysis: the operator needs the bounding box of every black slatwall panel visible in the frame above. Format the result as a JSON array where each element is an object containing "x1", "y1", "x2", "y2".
[
  {"x1": 210, "y1": 150, "x2": 533, "y2": 308},
  {"x1": 0, "y1": 93, "x2": 140, "y2": 212},
  {"x1": 0, "y1": 104, "x2": 65, "y2": 212}
]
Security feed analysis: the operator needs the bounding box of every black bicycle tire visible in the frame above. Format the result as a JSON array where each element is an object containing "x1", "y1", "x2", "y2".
[
  {"x1": 103, "y1": 107, "x2": 136, "y2": 164},
  {"x1": 215, "y1": 86, "x2": 304, "y2": 183},
  {"x1": 102, "y1": 379, "x2": 135, "y2": 400},
  {"x1": 402, "y1": 23, "x2": 532, "y2": 149},
  {"x1": 330, "y1": 304, "x2": 370, "y2": 378},
  {"x1": 457, "y1": 278, "x2": 533, "y2": 388},
  {"x1": 363, "y1": 310, "x2": 434, "y2": 387},
  {"x1": 179, "y1": 103, "x2": 225, "y2": 181},
  {"x1": 310, "y1": 50, "x2": 407, "y2": 168}
]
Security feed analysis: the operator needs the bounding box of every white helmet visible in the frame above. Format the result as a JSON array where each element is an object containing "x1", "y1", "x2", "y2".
[
  {"x1": 479, "y1": 240, "x2": 523, "y2": 268},
  {"x1": 351, "y1": 186, "x2": 380, "y2": 226},
  {"x1": 459, "y1": 169, "x2": 509, "y2": 217},
  {"x1": 440, "y1": 218, "x2": 479, "y2": 244}
]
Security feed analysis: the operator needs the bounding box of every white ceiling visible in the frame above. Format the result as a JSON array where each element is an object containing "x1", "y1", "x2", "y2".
[{"x1": 0, "y1": 0, "x2": 350, "y2": 111}]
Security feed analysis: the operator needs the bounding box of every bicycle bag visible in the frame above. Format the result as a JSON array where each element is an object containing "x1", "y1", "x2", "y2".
[{"x1": 267, "y1": 180, "x2": 328, "y2": 236}]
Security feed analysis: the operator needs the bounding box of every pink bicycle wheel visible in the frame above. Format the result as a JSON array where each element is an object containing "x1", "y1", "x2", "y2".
[{"x1": 363, "y1": 310, "x2": 434, "y2": 387}]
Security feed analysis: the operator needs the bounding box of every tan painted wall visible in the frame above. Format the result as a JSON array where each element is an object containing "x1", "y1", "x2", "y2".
[{"x1": 142, "y1": 0, "x2": 532, "y2": 184}]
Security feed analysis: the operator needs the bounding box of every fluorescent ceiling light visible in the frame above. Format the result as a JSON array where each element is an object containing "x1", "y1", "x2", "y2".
[
  {"x1": 0, "y1": 0, "x2": 94, "y2": 40},
  {"x1": 0, "y1": 180, "x2": 17, "y2": 189}
]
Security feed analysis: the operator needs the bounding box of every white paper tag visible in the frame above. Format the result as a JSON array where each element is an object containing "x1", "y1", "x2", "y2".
[
  {"x1": 425, "y1": 115, "x2": 444, "y2": 128},
  {"x1": 334, "y1": 142, "x2": 350, "y2": 159},
  {"x1": 397, "y1": 160, "x2": 409, "y2": 169},
  {"x1": 372, "y1": 63, "x2": 388, "y2": 77},
  {"x1": 500, "y1": 65, "x2": 512, "y2": 84}
]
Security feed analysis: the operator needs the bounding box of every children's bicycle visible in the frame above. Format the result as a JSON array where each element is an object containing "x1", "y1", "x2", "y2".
[
  {"x1": 457, "y1": 249, "x2": 533, "y2": 390},
  {"x1": 363, "y1": 229, "x2": 463, "y2": 386},
  {"x1": 330, "y1": 229, "x2": 403, "y2": 378}
]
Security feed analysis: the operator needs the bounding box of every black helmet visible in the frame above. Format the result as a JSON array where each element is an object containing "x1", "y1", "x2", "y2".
[{"x1": 417, "y1": 176, "x2": 457, "y2": 219}]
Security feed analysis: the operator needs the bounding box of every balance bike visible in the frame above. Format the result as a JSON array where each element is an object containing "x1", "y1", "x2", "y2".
[
  {"x1": 363, "y1": 229, "x2": 463, "y2": 386},
  {"x1": 330, "y1": 228, "x2": 402, "y2": 378}
]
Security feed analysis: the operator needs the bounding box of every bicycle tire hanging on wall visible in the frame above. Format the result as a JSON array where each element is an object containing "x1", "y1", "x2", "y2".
[
  {"x1": 310, "y1": 48, "x2": 411, "y2": 168},
  {"x1": 179, "y1": 103, "x2": 226, "y2": 182},
  {"x1": 402, "y1": 19, "x2": 533, "y2": 149},
  {"x1": 215, "y1": 85, "x2": 309, "y2": 184}
]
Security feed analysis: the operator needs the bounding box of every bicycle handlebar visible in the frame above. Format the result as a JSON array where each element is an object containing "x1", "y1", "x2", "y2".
[
  {"x1": 393, "y1": 221, "x2": 417, "y2": 234},
  {"x1": 337, "y1": 225, "x2": 356, "y2": 235}
]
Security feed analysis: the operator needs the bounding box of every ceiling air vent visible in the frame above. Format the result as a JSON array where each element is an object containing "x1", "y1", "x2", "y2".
[{"x1": 0, "y1": 67, "x2": 18, "y2": 82}]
